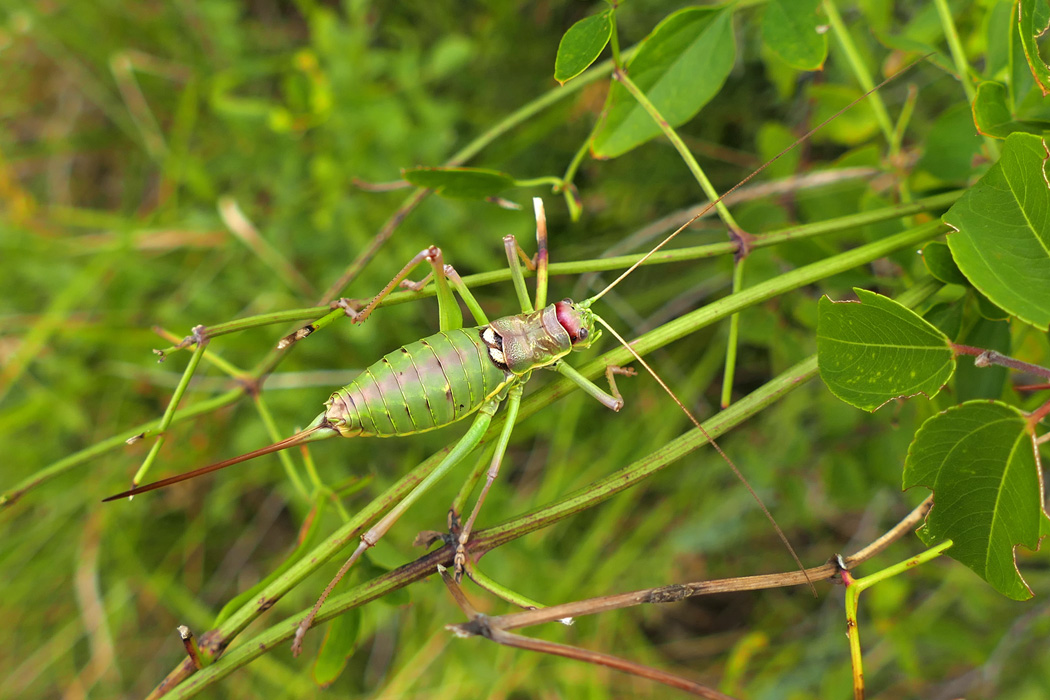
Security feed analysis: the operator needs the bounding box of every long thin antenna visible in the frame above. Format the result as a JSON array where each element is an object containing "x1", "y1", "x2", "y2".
[
  {"x1": 587, "y1": 55, "x2": 928, "y2": 305},
  {"x1": 592, "y1": 314, "x2": 814, "y2": 592}
]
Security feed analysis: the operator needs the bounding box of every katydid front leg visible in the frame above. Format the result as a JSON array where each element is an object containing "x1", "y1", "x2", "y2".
[{"x1": 556, "y1": 361, "x2": 637, "y2": 412}]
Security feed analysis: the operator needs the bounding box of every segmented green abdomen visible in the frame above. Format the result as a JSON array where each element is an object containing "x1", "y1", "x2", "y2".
[{"x1": 324, "y1": 327, "x2": 509, "y2": 437}]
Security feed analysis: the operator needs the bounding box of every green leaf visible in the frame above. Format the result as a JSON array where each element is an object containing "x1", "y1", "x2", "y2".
[
  {"x1": 918, "y1": 102, "x2": 984, "y2": 181},
  {"x1": 922, "y1": 241, "x2": 968, "y2": 285},
  {"x1": 904, "y1": 401, "x2": 1044, "y2": 600},
  {"x1": 312, "y1": 608, "x2": 361, "y2": 687},
  {"x1": 554, "y1": 10, "x2": 613, "y2": 84},
  {"x1": 590, "y1": 6, "x2": 735, "y2": 158},
  {"x1": 1018, "y1": 0, "x2": 1050, "y2": 96},
  {"x1": 923, "y1": 301, "x2": 964, "y2": 341},
  {"x1": 973, "y1": 82, "x2": 1017, "y2": 138},
  {"x1": 817, "y1": 288, "x2": 955, "y2": 411},
  {"x1": 986, "y1": 0, "x2": 1014, "y2": 77},
  {"x1": 943, "y1": 133, "x2": 1050, "y2": 329},
  {"x1": 972, "y1": 81, "x2": 1044, "y2": 138},
  {"x1": 974, "y1": 289, "x2": 1011, "y2": 321},
  {"x1": 402, "y1": 167, "x2": 516, "y2": 199},
  {"x1": 761, "y1": 0, "x2": 827, "y2": 70}
]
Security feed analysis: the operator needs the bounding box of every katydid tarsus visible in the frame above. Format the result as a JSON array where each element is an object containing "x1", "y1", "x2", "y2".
[{"x1": 103, "y1": 65, "x2": 912, "y2": 658}]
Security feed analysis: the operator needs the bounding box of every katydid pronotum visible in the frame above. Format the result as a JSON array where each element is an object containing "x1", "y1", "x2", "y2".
[{"x1": 104, "y1": 66, "x2": 912, "y2": 658}]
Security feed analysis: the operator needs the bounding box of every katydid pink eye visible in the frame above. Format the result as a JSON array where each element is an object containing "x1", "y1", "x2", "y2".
[{"x1": 554, "y1": 300, "x2": 584, "y2": 340}]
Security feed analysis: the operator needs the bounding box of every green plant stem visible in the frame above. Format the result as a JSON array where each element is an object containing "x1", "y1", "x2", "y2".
[
  {"x1": 844, "y1": 540, "x2": 953, "y2": 700},
  {"x1": 561, "y1": 126, "x2": 599, "y2": 221},
  {"x1": 721, "y1": 258, "x2": 745, "y2": 408},
  {"x1": 933, "y1": 0, "x2": 975, "y2": 104},
  {"x1": 822, "y1": 0, "x2": 897, "y2": 153},
  {"x1": 932, "y1": 0, "x2": 1000, "y2": 158},
  {"x1": 154, "y1": 327, "x2": 249, "y2": 381},
  {"x1": 562, "y1": 130, "x2": 592, "y2": 188},
  {"x1": 891, "y1": 84, "x2": 917, "y2": 207},
  {"x1": 465, "y1": 562, "x2": 565, "y2": 616},
  {"x1": 131, "y1": 339, "x2": 208, "y2": 487},
  {"x1": 512, "y1": 176, "x2": 563, "y2": 189},
  {"x1": 608, "y1": 9, "x2": 622, "y2": 67},
  {"x1": 613, "y1": 67, "x2": 742, "y2": 233},
  {"x1": 252, "y1": 394, "x2": 309, "y2": 501}
]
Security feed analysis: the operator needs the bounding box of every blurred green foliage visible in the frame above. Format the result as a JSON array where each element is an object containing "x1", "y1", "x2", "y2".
[{"x1": 1, "y1": 1, "x2": 1048, "y2": 699}]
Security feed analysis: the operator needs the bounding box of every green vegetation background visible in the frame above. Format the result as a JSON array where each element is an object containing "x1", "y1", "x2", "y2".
[{"x1": 1, "y1": 1, "x2": 1047, "y2": 699}]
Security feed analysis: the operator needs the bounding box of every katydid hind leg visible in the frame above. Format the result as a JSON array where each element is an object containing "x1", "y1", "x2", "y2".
[
  {"x1": 350, "y1": 245, "x2": 464, "y2": 331},
  {"x1": 454, "y1": 383, "x2": 524, "y2": 580},
  {"x1": 291, "y1": 398, "x2": 499, "y2": 656}
]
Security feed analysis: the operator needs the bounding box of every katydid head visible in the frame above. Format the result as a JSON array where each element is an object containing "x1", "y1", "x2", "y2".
[{"x1": 554, "y1": 298, "x2": 601, "y2": 350}]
